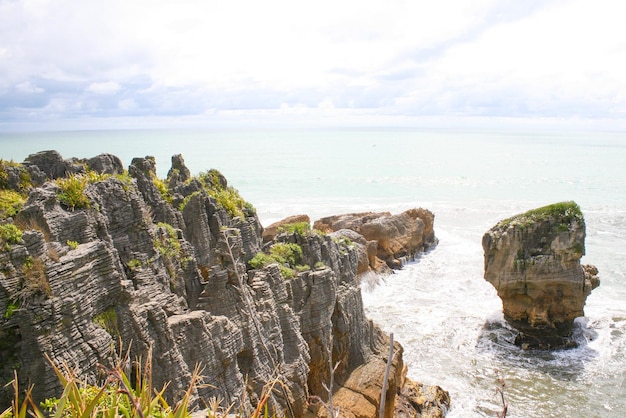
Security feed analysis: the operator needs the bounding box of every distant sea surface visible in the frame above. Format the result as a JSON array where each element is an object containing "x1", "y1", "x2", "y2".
[{"x1": 2, "y1": 128, "x2": 626, "y2": 417}]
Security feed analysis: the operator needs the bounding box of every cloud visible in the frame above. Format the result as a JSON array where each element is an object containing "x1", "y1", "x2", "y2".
[
  {"x1": 15, "y1": 81, "x2": 44, "y2": 94},
  {"x1": 1, "y1": 0, "x2": 626, "y2": 129},
  {"x1": 86, "y1": 81, "x2": 121, "y2": 95}
]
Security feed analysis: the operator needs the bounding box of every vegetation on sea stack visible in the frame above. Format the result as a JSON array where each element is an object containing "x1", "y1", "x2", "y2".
[{"x1": 496, "y1": 201, "x2": 583, "y2": 230}]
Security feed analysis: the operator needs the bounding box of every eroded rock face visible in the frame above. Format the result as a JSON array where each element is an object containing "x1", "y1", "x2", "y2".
[
  {"x1": 0, "y1": 151, "x2": 447, "y2": 417},
  {"x1": 313, "y1": 209, "x2": 437, "y2": 272},
  {"x1": 483, "y1": 202, "x2": 600, "y2": 349}
]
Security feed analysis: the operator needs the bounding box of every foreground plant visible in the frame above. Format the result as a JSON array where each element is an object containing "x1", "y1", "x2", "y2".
[
  {"x1": 0, "y1": 345, "x2": 288, "y2": 418},
  {"x1": 0, "y1": 349, "x2": 201, "y2": 418}
]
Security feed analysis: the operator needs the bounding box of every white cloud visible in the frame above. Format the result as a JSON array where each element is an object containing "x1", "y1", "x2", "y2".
[
  {"x1": 118, "y1": 98, "x2": 137, "y2": 110},
  {"x1": 2, "y1": 0, "x2": 626, "y2": 129},
  {"x1": 86, "y1": 81, "x2": 121, "y2": 95},
  {"x1": 15, "y1": 81, "x2": 44, "y2": 93}
]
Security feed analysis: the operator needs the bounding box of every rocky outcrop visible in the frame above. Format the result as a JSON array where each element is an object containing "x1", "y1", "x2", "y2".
[
  {"x1": 262, "y1": 214, "x2": 311, "y2": 243},
  {"x1": 0, "y1": 151, "x2": 448, "y2": 417},
  {"x1": 483, "y1": 201, "x2": 600, "y2": 349},
  {"x1": 314, "y1": 209, "x2": 437, "y2": 272}
]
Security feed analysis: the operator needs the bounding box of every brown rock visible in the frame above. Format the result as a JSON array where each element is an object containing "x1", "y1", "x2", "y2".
[
  {"x1": 313, "y1": 209, "x2": 436, "y2": 271},
  {"x1": 262, "y1": 214, "x2": 311, "y2": 243},
  {"x1": 313, "y1": 212, "x2": 390, "y2": 234},
  {"x1": 483, "y1": 201, "x2": 600, "y2": 349},
  {"x1": 395, "y1": 378, "x2": 451, "y2": 418}
]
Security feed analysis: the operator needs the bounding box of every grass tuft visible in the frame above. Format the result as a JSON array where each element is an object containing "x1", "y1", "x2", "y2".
[{"x1": 56, "y1": 175, "x2": 91, "y2": 210}]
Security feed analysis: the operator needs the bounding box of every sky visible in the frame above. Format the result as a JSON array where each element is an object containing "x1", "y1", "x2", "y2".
[{"x1": 1, "y1": 0, "x2": 626, "y2": 131}]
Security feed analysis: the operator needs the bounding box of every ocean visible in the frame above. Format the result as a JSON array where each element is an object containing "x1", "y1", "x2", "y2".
[{"x1": 1, "y1": 128, "x2": 625, "y2": 417}]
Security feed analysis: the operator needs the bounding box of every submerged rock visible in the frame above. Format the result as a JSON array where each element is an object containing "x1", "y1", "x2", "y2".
[{"x1": 483, "y1": 201, "x2": 600, "y2": 349}]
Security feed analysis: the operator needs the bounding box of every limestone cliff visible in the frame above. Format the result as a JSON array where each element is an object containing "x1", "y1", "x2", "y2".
[
  {"x1": 0, "y1": 151, "x2": 448, "y2": 416},
  {"x1": 483, "y1": 201, "x2": 600, "y2": 349}
]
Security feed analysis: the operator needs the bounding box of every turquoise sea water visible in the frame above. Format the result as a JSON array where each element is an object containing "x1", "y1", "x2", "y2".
[{"x1": 2, "y1": 128, "x2": 626, "y2": 417}]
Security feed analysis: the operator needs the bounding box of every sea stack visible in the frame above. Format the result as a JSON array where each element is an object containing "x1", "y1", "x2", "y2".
[{"x1": 482, "y1": 201, "x2": 600, "y2": 349}]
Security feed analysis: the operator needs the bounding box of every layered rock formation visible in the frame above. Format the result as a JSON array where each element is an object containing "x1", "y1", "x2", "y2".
[
  {"x1": 1, "y1": 151, "x2": 448, "y2": 416},
  {"x1": 483, "y1": 202, "x2": 600, "y2": 349},
  {"x1": 314, "y1": 209, "x2": 437, "y2": 273}
]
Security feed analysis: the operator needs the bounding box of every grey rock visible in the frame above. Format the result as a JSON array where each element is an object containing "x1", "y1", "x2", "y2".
[
  {"x1": 86, "y1": 153, "x2": 125, "y2": 175},
  {"x1": 0, "y1": 151, "x2": 445, "y2": 418},
  {"x1": 24, "y1": 150, "x2": 85, "y2": 180}
]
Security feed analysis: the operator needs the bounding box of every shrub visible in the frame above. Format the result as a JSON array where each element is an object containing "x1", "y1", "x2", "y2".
[
  {"x1": 0, "y1": 159, "x2": 32, "y2": 191},
  {"x1": 84, "y1": 169, "x2": 110, "y2": 183},
  {"x1": 249, "y1": 252, "x2": 276, "y2": 270},
  {"x1": 0, "y1": 189, "x2": 26, "y2": 219},
  {"x1": 67, "y1": 240, "x2": 79, "y2": 250},
  {"x1": 151, "y1": 173, "x2": 173, "y2": 204},
  {"x1": 198, "y1": 169, "x2": 256, "y2": 219},
  {"x1": 93, "y1": 307, "x2": 119, "y2": 337},
  {"x1": 248, "y1": 242, "x2": 306, "y2": 279},
  {"x1": 3, "y1": 301, "x2": 18, "y2": 319},
  {"x1": 114, "y1": 171, "x2": 135, "y2": 191},
  {"x1": 0, "y1": 223, "x2": 23, "y2": 250},
  {"x1": 178, "y1": 191, "x2": 200, "y2": 211},
  {"x1": 154, "y1": 222, "x2": 182, "y2": 259},
  {"x1": 270, "y1": 243, "x2": 303, "y2": 267},
  {"x1": 127, "y1": 258, "x2": 143, "y2": 270},
  {"x1": 56, "y1": 174, "x2": 90, "y2": 210},
  {"x1": 277, "y1": 222, "x2": 311, "y2": 235}
]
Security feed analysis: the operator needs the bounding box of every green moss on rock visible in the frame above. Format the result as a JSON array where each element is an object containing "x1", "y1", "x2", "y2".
[{"x1": 497, "y1": 201, "x2": 583, "y2": 230}]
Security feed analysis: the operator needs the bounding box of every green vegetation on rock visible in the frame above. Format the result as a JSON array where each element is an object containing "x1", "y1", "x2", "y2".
[
  {"x1": 3, "y1": 301, "x2": 18, "y2": 320},
  {"x1": 127, "y1": 258, "x2": 143, "y2": 270},
  {"x1": 0, "y1": 223, "x2": 23, "y2": 250},
  {"x1": 277, "y1": 222, "x2": 311, "y2": 235},
  {"x1": 151, "y1": 173, "x2": 173, "y2": 203},
  {"x1": 198, "y1": 169, "x2": 255, "y2": 219},
  {"x1": 0, "y1": 159, "x2": 32, "y2": 191},
  {"x1": 0, "y1": 190, "x2": 26, "y2": 220},
  {"x1": 178, "y1": 190, "x2": 198, "y2": 211},
  {"x1": 154, "y1": 222, "x2": 182, "y2": 259},
  {"x1": 497, "y1": 201, "x2": 583, "y2": 230},
  {"x1": 249, "y1": 242, "x2": 308, "y2": 279},
  {"x1": 0, "y1": 160, "x2": 31, "y2": 220},
  {"x1": 56, "y1": 174, "x2": 91, "y2": 210},
  {"x1": 93, "y1": 307, "x2": 119, "y2": 337}
]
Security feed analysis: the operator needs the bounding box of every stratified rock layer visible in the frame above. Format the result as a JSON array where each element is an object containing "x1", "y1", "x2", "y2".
[
  {"x1": 0, "y1": 151, "x2": 448, "y2": 417},
  {"x1": 482, "y1": 201, "x2": 600, "y2": 349},
  {"x1": 314, "y1": 209, "x2": 437, "y2": 273}
]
